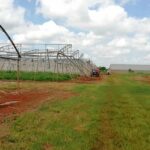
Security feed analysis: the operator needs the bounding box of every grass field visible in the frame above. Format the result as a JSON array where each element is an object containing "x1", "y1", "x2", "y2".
[
  {"x1": 0, "y1": 71, "x2": 78, "y2": 81},
  {"x1": 0, "y1": 73, "x2": 150, "y2": 150}
]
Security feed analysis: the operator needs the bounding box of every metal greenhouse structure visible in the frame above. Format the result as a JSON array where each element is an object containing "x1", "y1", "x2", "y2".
[{"x1": 0, "y1": 25, "x2": 96, "y2": 81}]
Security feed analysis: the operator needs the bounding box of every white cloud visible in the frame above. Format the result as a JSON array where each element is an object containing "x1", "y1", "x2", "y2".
[
  {"x1": 15, "y1": 0, "x2": 150, "y2": 65},
  {"x1": 35, "y1": 0, "x2": 139, "y2": 36},
  {"x1": 0, "y1": 0, "x2": 26, "y2": 32},
  {"x1": 1, "y1": 0, "x2": 150, "y2": 66},
  {"x1": 13, "y1": 21, "x2": 70, "y2": 43}
]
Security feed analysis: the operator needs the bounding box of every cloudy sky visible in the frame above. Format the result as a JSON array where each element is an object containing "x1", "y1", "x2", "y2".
[{"x1": 0, "y1": 0, "x2": 150, "y2": 66}]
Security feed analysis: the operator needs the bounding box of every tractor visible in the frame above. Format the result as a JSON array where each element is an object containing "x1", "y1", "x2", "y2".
[{"x1": 91, "y1": 68, "x2": 100, "y2": 77}]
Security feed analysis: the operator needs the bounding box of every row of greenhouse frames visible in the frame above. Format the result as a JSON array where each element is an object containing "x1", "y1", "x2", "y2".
[{"x1": 0, "y1": 25, "x2": 96, "y2": 82}]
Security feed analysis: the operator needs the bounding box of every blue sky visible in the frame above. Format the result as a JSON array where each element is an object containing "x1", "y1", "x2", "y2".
[
  {"x1": 14, "y1": 0, "x2": 150, "y2": 23},
  {"x1": 124, "y1": 0, "x2": 150, "y2": 18},
  {"x1": 1, "y1": 0, "x2": 150, "y2": 66},
  {"x1": 14, "y1": 0, "x2": 47, "y2": 24}
]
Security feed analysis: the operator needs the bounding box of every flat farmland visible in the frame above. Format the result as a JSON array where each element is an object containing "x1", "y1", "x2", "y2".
[{"x1": 0, "y1": 74, "x2": 149, "y2": 150}]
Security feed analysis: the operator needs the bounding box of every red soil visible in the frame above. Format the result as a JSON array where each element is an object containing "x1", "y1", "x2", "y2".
[
  {"x1": 72, "y1": 75, "x2": 104, "y2": 83},
  {"x1": 0, "y1": 76, "x2": 105, "y2": 122},
  {"x1": 134, "y1": 76, "x2": 150, "y2": 83},
  {"x1": 0, "y1": 90, "x2": 49, "y2": 121},
  {"x1": 0, "y1": 88, "x2": 74, "y2": 122}
]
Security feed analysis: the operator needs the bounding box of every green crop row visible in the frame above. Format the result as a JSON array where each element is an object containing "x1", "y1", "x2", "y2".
[{"x1": 0, "y1": 71, "x2": 79, "y2": 81}]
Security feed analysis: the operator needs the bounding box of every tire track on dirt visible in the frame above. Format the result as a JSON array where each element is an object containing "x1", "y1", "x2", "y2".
[{"x1": 92, "y1": 77, "x2": 122, "y2": 150}]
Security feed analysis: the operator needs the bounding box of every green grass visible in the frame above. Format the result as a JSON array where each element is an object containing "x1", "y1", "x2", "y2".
[
  {"x1": 0, "y1": 73, "x2": 150, "y2": 150},
  {"x1": 0, "y1": 71, "x2": 78, "y2": 81}
]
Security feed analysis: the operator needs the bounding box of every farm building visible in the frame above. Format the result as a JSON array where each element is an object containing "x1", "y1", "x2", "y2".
[{"x1": 109, "y1": 64, "x2": 150, "y2": 72}]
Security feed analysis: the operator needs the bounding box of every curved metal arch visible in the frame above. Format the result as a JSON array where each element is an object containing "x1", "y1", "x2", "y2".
[
  {"x1": 56, "y1": 51, "x2": 87, "y2": 75},
  {"x1": 0, "y1": 25, "x2": 21, "y2": 59}
]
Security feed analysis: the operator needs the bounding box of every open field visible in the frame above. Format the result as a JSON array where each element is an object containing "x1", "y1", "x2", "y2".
[{"x1": 0, "y1": 73, "x2": 150, "y2": 150}]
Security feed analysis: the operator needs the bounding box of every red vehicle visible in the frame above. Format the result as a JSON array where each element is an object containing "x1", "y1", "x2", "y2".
[{"x1": 91, "y1": 68, "x2": 100, "y2": 77}]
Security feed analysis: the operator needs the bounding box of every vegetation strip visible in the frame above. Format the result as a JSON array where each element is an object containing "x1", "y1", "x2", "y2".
[{"x1": 0, "y1": 71, "x2": 78, "y2": 81}]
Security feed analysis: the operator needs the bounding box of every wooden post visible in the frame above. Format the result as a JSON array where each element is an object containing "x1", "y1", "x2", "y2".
[{"x1": 17, "y1": 58, "x2": 20, "y2": 91}]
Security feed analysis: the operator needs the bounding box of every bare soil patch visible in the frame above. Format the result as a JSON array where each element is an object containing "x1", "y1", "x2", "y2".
[
  {"x1": 0, "y1": 75, "x2": 105, "y2": 122},
  {"x1": 71, "y1": 75, "x2": 105, "y2": 84},
  {"x1": 92, "y1": 88, "x2": 120, "y2": 150},
  {"x1": 0, "y1": 82, "x2": 75, "y2": 122},
  {"x1": 134, "y1": 76, "x2": 150, "y2": 83},
  {"x1": 43, "y1": 143, "x2": 53, "y2": 150}
]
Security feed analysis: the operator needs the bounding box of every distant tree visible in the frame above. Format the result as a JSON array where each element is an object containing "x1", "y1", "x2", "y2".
[
  {"x1": 99, "y1": 66, "x2": 107, "y2": 72},
  {"x1": 128, "y1": 68, "x2": 134, "y2": 73}
]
